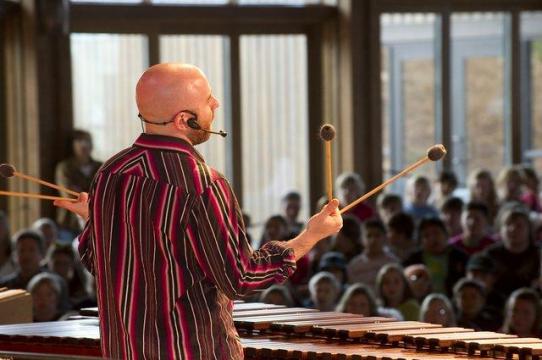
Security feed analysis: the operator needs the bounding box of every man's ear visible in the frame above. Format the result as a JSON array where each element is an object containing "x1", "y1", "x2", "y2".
[{"x1": 173, "y1": 112, "x2": 187, "y2": 131}]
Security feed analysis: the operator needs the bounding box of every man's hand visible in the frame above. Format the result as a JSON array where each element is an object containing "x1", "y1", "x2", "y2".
[
  {"x1": 286, "y1": 199, "x2": 342, "y2": 261},
  {"x1": 305, "y1": 198, "x2": 342, "y2": 239},
  {"x1": 54, "y1": 192, "x2": 90, "y2": 221}
]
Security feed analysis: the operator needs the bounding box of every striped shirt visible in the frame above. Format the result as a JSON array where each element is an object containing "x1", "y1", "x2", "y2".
[{"x1": 78, "y1": 133, "x2": 297, "y2": 359}]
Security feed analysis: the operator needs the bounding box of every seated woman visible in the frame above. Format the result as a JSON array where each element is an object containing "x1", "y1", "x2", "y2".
[
  {"x1": 419, "y1": 293, "x2": 456, "y2": 327},
  {"x1": 304, "y1": 271, "x2": 341, "y2": 311},
  {"x1": 27, "y1": 272, "x2": 68, "y2": 322},
  {"x1": 376, "y1": 263, "x2": 420, "y2": 321},
  {"x1": 502, "y1": 287, "x2": 542, "y2": 338},
  {"x1": 335, "y1": 283, "x2": 402, "y2": 320},
  {"x1": 259, "y1": 284, "x2": 295, "y2": 307}
]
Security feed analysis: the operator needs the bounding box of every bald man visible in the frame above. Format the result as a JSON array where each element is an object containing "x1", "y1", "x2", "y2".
[{"x1": 55, "y1": 63, "x2": 342, "y2": 360}]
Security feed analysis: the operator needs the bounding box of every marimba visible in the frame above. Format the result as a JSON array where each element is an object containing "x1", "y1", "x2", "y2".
[{"x1": 0, "y1": 303, "x2": 541, "y2": 360}]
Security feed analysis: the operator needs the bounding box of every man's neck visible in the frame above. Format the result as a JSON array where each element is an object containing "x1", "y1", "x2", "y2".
[{"x1": 145, "y1": 129, "x2": 193, "y2": 145}]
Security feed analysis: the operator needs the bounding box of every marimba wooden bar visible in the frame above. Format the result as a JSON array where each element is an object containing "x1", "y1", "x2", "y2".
[
  {"x1": 312, "y1": 321, "x2": 442, "y2": 339},
  {"x1": 454, "y1": 337, "x2": 542, "y2": 356},
  {"x1": 0, "y1": 302, "x2": 541, "y2": 360}
]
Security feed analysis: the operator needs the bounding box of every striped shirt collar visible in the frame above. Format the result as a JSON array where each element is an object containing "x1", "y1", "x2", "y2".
[{"x1": 134, "y1": 133, "x2": 205, "y2": 163}]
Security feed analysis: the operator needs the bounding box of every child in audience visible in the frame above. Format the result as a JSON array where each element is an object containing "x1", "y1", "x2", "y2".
[
  {"x1": 32, "y1": 218, "x2": 60, "y2": 259},
  {"x1": 468, "y1": 169, "x2": 498, "y2": 225},
  {"x1": 335, "y1": 283, "x2": 403, "y2": 319},
  {"x1": 404, "y1": 217, "x2": 468, "y2": 296},
  {"x1": 27, "y1": 273, "x2": 66, "y2": 322},
  {"x1": 449, "y1": 202, "x2": 494, "y2": 256},
  {"x1": 281, "y1": 191, "x2": 304, "y2": 237},
  {"x1": 376, "y1": 263, "x2": 419, "y2": 321},
  {"x1": 305, "y1": 271, "x2": 341, "y2": 311},
  {"x1": 49, "y1": 244, "x2": 88, "y2": 305},
  {"x1": 0, "y1": 230, "x2": 46, "y2": 289},
  {"x1": 404, "y1": 264, "x2": 432, "y2": 303},
  {"x1": 484, "y1": 208, "x2": 539, "y2": 297},
  {"x1": 336, "y1": 172, "x2": 375, "y2": 223},
  {"x1": 466, "y1": 253, "x2": 506, "y2": 311},
  {"x1": 440, "y1": 197, "x2": 464, "y2": 238},
  {"x1": 329, "y1": 215, "x2": 362, "y2": 262},
  {"x1": 520, "y1": 166, "x2": 541, "y2": 212},
  {"x1": 404, "y1": 175, "x2": 439, "y2": 223},
  {"x1": 335, "y1": 283, "x2": 379, "y2": 316},
  {"x1": 419, "y1": 293, "x2": 456, "y2": 327},
  {"x1": 387, "y1": 212, "x2": 417, "y2": 261},
  {"x1": 453, "y1": 277, "x2": 498, "y2": 331},
  {"x1": 347, "y1": 219, "x2": 398, "y2": 289},
  {"x1": 502, "y1": 288, "x2": 542, "y2": 338},
  {"x1": 434, "y1": 170, "x2": 459, "y2": 208},
  {"x1": 259, "y1": 215, "x2": 289, "y2": 248},
  {"x1": 259, "y1": 285, "x2": 295, "y2": 307},
  {"x1": 0, "y1": 211, "x2": 15, "y2": 277},
  {"x1": 497, "y1": 166, "x2": 523, "y2": 204},
  {"x1": 318, "y1": 252, "x2": 348, "y2": 285},
  {"x1": 376, "y1": 193, "x2": 403, "y2": 224}
]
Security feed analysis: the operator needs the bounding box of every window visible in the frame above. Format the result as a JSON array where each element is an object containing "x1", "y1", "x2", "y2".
[
  {"x1": 521, "y1": 12, "x2": 542, "y2": 175},
  {"x1": 451, "y1": 13, "x2": 507, "y2": 181},
  {"x1": 71, "y1": 34, "x2": 148, "y2": 162},
  {"x1": 240, "y1": 35, "x2": 309, "y2": 242},
  {"x1": 381, "y1": 13, "x2": 438, "y2": 193}
]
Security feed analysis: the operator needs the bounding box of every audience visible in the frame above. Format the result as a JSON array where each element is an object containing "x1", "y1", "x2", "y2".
[
  {"x1": 347, "y1": 219, "x2": 398, "y2": 289},
  {"x1": 0, "y1": 230, "x2": 47, "y2": 289},
  {"x1": 502, "y1": 287, "x2": 542, "y2": 338},
  {"x1": 520, "y1": 166, "x2": 541, "y2": 212},
  {"x1": 259, "y1": 215, "x2": 289, "y2": 248},
  {"x1": 404, "y1": 217, "x2": 467, "y2": 296},
  {"x1": 27, "y1": 273, "x2": 66, "y2": 322},
  {"x1": 434, "y1": 170, "x2": 459, "y2": 208},
  {"x1": 468, "y1": 169, "x2": 499, "y2": 225},
  {"x1": 376, "y1": 263, "x2": 420, "y2": 321},
  {"x1": 453, "y1": 277, "x2": 498, "y2": 331},
  {"x1": 318, "y1": 252, "x2": 347, "y2": 285},
  {"x1": 1, "y1": 164, "x2": 541, "y2": 331},
  {"x1": 404, "y1": 264, "x2": 432, "y2": 303},
  {"x1": 329, "y1": 215, "x2": 362, "y2": 262},
  {"x1": 484, "y1": 207, "x2": 539, "y2": 297},
  {"x1": 440, "y1": 197, "x2": 464, "y2": 238},
  {"x1": 336, "y1": 283, "x2": 379, "y2": 316},
  {"x1": 449, "y1": 202, "x2": 494, "y2": 256},
  {"x1": 32, "y1": 218, "x2": 60, "y2": 261},
  {"x1": 55, "y1": 130, "x2": 102, "y2": 239},
  {"x1": 259, "y1": 285, "x2": 295, "y2": 307},
  {"x1": 336, "y1": 172, "x2": 375, "y2": 223},
  {"x1": 0, "y1": 211, "x2": 15, "y2": 277},
  {"x1": 281, "y1": 191, "x2": 304, "y2": 237},
  {"x1": 48, "y1": 243, "x2": 88, "y2": 305},
  {"x1": 336, "y1": 282, "x2": 403, "y2": 319},
  {"x1": 404, "y1": 175, "x2": 439, "y2": 223},
  {"x1": 465, "y1": 253, "x2": 506, "y2": 311},
  {"x1": 386, "y1": 212, "x2": 417, "y2": 261},
  {"x1": 376, "y1": 193, "x2": 403, "y2": 224},
  {"x1": 419, "y1": 293, "x2": 456, "y2": 327},
  {"x1": 305, "y1": 271, "x2": 341, "y2": 311},
  {"x1": 497, "y1": 166, "x2": 524, "y2": 205}
]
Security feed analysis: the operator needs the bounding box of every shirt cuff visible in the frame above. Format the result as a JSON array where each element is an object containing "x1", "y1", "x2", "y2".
[{"x1": 260, "y1": 240, "x2": 297, "y2": 283}]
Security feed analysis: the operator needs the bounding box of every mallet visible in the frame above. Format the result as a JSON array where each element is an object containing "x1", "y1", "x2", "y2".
[
  {"x1": 0, "y1": 191, "x2": 77, "y2": 202},
  {"x1": 340, "y1": 144, "x2": 447, "y2": 214},
  {"x1": 320, "y1": 124, "x2": 336, "y2": 202},
  {"x1": 0, "y1": 163, "x2": 80, "y2": 197}
]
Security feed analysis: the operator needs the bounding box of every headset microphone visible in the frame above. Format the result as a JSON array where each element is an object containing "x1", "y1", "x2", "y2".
[{"x1": 187, "y1": 118, "x2": 228, "y2": 138}]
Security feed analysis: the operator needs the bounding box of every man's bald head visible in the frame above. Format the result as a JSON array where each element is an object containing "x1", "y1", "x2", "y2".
[{"x1": 136, "y1": 63, "x2": 207, "y2": 121}]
